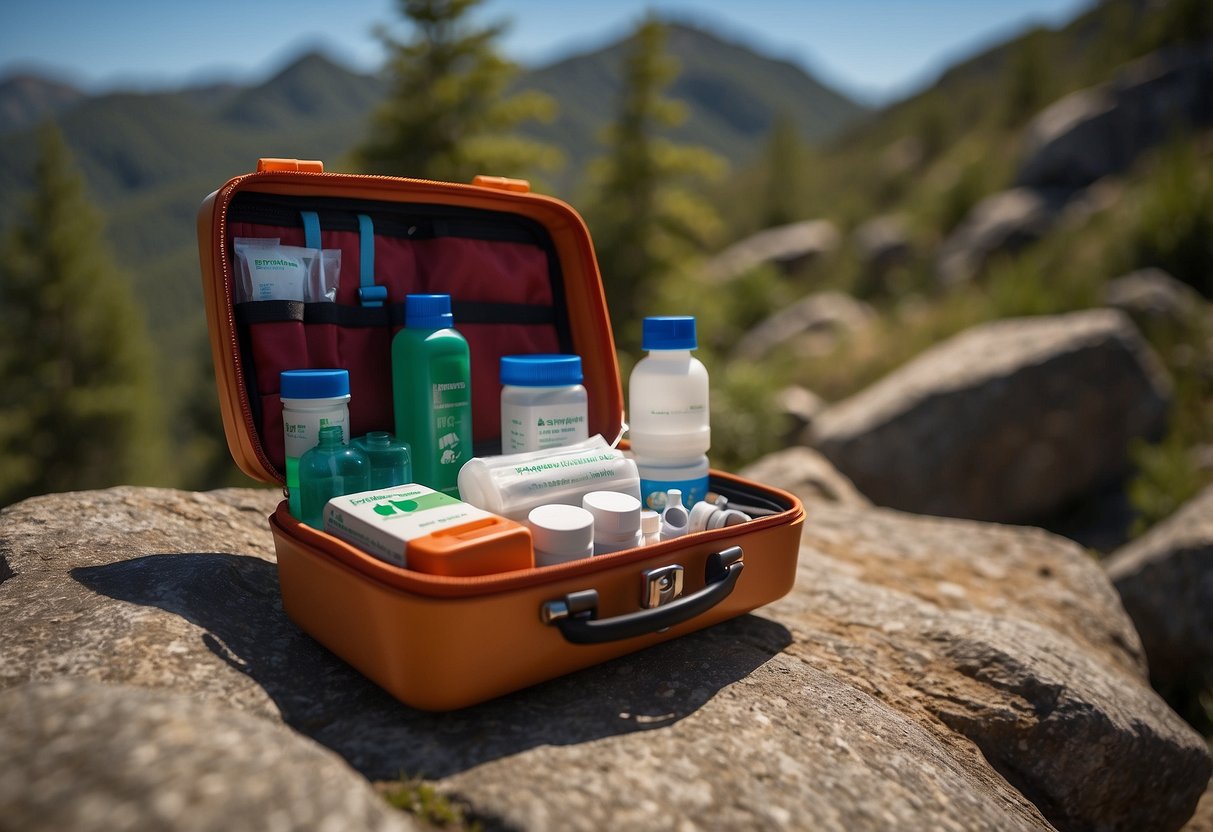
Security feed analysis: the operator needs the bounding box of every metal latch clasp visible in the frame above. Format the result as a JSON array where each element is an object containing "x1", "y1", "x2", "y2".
[{"x1": 641, "y1": 564, "x2": 684, "y2": 609}]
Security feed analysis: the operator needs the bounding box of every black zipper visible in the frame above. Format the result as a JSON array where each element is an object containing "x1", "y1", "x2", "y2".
[{"x1": 228, "y1": 191, "x2": 548, "y2": 246}]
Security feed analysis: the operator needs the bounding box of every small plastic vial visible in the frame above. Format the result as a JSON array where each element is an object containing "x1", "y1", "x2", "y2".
[
  {"x1": 500, "y1": 354, "x2": 589, "y2": 453},
  {"x1": 582, "y1": 490, "x2": 642, "y2": 554},
  {"x1": 640, "y1": 510, "x2": 661, "y2": 546},
  {"x1": 527, "y1": 504, "x2": 594, "y2": 567},
  {"x1": 659, "y1": 489, "x2": 690, "y2": 542}
]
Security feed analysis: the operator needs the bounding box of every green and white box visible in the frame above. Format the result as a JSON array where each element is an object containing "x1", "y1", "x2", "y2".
[{"x1": 323, "y1": 483, "x2": 495, "y2": 567}]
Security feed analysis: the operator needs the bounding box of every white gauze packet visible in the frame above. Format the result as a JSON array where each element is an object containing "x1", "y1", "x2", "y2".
[
  {"x1": 457, "y1": 435, "x2": 641, "y2": 521},
  {"x1": 232, "y1": 239, "x2": 341, "y2": 303}
]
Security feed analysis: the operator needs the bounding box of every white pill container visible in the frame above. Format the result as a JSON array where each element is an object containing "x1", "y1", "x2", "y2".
[
  {"x1": 500, "y1": 354, "x2": 588, "y2": 453},
  {"x1": 527, "y1": 504, "x2": 594, "y2": 567},
  {"x1": 582, "y1": 490, "x2": 643, "y2": 554}
]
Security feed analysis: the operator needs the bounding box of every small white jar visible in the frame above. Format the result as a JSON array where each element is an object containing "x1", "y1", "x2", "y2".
[
  {"x1": 527, "y1": 504, "x2": 594, "y2": 567},
  {"x1": 500, "y1": 354, "x2": 588, "y2": 453},
  {"x1": 582, "y1": 490, "x2": 642, "y2": 554}
]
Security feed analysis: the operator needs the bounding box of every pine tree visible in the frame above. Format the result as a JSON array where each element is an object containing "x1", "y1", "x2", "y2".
[
  {"x1": 760, "y1": 112, "x2": 808, "y2": 229},
  {"x1": 0, "y1": 126, "x2": 164, "y2": 506},
  {"x1": 354, "y1": 0, "x2": 561, "y2": 182},
  {"x1": 585, "y1": 17, "x2": 726, "y2": 349}
]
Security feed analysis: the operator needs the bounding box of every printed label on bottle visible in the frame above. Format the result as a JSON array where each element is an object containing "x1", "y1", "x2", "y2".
[
  {"x1": 640, "y1": 474, "x2": 708, "y2": 511},
  {"x1": 282, "y1": 407, "x2": 348, "y2": 520},
  {"x1": 641, "y1": 402, "x2": 706, "y2": 418},
  {"x1": 502, "y1": 402, "x2": 588, "y2": 452},
  {"x1": 283, "y1": 410, "x2": 348, "y2": 461},
  {"x1": 430, "y1": 362, "x2": 470, "y2": 468}
]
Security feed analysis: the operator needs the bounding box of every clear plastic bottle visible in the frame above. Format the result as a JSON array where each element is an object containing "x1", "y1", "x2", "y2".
[
  {"x1": 352, "y1": 431, "x2": 412, "y2": 490},
  {"x1": 297, "y1": 425, "x2": 370, "y2": 529},
  {"x1": 392, "y1": 294, "x2": 472, "y2": 496},
  {"x1": 499, "y1": 354, "x2": 588, "y2": 453},
  {"x1": 628, "y1": 316, "x2": 710, "y2": 510}
]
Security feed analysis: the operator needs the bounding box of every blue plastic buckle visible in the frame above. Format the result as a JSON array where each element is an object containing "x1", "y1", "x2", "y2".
[
  {"x1": 356, "y1": 213, "x2": 386, "y2": 307},
  {"x1": 358, "y1": 285, "x2": 388, "y2": 307}
]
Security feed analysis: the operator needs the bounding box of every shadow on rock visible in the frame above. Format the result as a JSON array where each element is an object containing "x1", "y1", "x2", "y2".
[{"x1": 73, "y1": 553, "x2": 791, "y2": 780}]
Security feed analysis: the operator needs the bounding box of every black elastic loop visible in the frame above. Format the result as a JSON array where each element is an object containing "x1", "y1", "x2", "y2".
[
  {"x1": 452, "y1": 301, "x2": 557, "y2": 326},
  {"x1": 235, "y1": 300, "x2": 305, "y2": 324}
]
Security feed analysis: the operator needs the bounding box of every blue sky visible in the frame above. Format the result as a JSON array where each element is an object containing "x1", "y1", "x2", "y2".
[{"x1": 0, "y1": 0, "x2": 1095, "y2": 105}]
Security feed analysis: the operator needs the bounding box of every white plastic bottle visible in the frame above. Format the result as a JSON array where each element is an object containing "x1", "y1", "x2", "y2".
[
  {"x1": 280, "y1": 369, "x2": 351, "y2": 522},
  {"x1": 628, "y1": 316, "x2": 710, "y2": 510},
  {"x1": 499, "y1": 354, "x2": 588, "y2": 453}
]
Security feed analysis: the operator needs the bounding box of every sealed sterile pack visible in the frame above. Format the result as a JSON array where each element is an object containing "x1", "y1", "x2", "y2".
[{"x1": 198, "y1": 158, "x2": 803, "y2": 710}]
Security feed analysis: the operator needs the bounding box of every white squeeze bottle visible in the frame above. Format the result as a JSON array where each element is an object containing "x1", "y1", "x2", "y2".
[{"x1": 628, "y1": 316, "x2": 710, "y2": 511}]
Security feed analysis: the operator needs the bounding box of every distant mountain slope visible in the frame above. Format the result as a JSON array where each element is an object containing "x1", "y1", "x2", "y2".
[
  {"x1": 518, "y1": 22, "x2": 867, "y2": 195},
  {"x1": 0, "y1": 21, "x2": 865, "y2": 352},
  {"x1": 0, "y1": 74, "x2": 87, "y2": 134}
]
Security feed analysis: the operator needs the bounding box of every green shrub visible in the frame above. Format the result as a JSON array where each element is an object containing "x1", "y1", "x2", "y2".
[
  {"x1": 1130, "y1": 141, "x2": 1213, "y2": 297},
  {"x1": 379, "y1": 776, "x2": 481, "y2": 830}
]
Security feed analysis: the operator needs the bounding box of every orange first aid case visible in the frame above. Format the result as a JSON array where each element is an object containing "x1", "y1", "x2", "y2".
[{"x1": 197, "y1": 159, "x2": 804, "y2": 710}]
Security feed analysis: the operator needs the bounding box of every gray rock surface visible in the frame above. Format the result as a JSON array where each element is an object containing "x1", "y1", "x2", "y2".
[
  {"x1": 854, "y1": 214, "x2": 912, "y2": 273},
  {"x1": 809, "y1": 309, "x2": 1172, "y2": 524},
  {"x1": 775, "y1": 384, "x2": 827, "y2": 443},
  {"x1": 1103, "y1": 267, "x2": 1208, "y2": 331},
  {"x1": 1016, "y1": 43, "x2": 1213, "y2": 191},
  {"x1": 0, "y1": 678, "x2": 417, "y2": 832},
  {"x1": 1105, "y1": 482, "x2": 1213, "y2": 689},
  {"x1": 703, "y1": 219, "x2": 840, "y2": 282},
  {"x1": 935, "y1": 187, "x2": 1062, "y2": 286},
  {"x1": 1186, "y1": 778, "x2": 1213, "y2": 832},
  {"x1": 740, "y1": 445, "x2": 871, "y2": 508},
  {"x1": 732, "y1": 290, "x2": 874, "y2": 361},
  {"x1": 2, "y1": 485, "x2": 1209, "y2": 831}
]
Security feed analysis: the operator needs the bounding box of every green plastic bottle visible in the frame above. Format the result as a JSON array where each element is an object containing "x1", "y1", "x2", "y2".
[
  {"x1": 297, "y1": 425, "x2": 370, "y2": 528},
  {"x1": 392, "y1": 294, "x2": 472, "y2": 496}
]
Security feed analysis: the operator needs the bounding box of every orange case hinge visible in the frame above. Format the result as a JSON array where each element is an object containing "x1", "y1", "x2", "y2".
[
  {"x1": 472, "y1": 175, "x2": 531, "y2": 193},
  {"x1": 257, "y1": 158, "x2": 325, "y2": 173}
]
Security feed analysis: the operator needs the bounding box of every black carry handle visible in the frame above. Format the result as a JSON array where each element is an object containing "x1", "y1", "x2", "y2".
[{"x1": 544, "y1": 547, "x2": 744, "y2": 645}]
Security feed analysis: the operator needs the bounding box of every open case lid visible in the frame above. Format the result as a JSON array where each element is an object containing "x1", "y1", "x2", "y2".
[{"x1": 197, "y1": 160, "x2": 624, "y2": 484}]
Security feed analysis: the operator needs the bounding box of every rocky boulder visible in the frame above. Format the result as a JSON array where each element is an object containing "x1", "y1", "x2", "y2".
[
  {"x1": 854, "y1": 215, "x2": 911, "y2": 271},
  {"x1": 935, "y1": 188, "x2": 1063, "y2": 286},
  {"x1": 1016, "y1": 43, "x2": 1213, "y2": 191},
  {"x1": 1103, "y1": 267, "x2": 1209, "y2": 331},
  {"x1": 703, "y1": 219, "x2": 840, "y2": 282},
  {"x1": 808, "y1": 309, "x2": 1171, "y2": 524},
  {"x1": 0, "y1": 678, "x2": 417, "y2": 832},
  {"x1": 1105, "y1": 482, "x2": 1213, "y2": 691},
  {"x1": 731, "y1": 290, "x2": 874, "y2": 361},
  {"x1": 2, "y1": 485, "x2": 1209, "y2": 831},
  {"x1": 740, "y1": 445, "x2": 870, "y2": 508},
  {"x1": 774, "y1": 384, "x2": 827, "y2": 444}
]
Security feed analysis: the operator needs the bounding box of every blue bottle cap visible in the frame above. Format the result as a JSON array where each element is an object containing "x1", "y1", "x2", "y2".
[
  {"x1": 280, "y1": 369, "x2": 350, "y2": 399},
  {"x1": 500, "y1": 354, "x2": 583, "y2": 387},
  {"x1": 642, "y1": 316, "x2": 697, "y2": 351},
  {"x1": 405, "y1": 293, "x2": 454, "y2": 329}
]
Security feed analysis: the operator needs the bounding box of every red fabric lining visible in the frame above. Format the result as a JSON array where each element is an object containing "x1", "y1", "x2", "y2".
[
  {"x1": 415, "y1": 238, "x2": 554, "y2": 304},
  {"x1": 230, "y1": 221, "x2": 562, "y2": 470}
]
